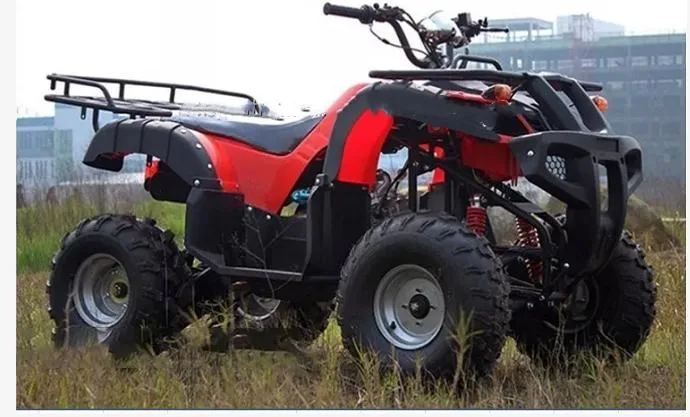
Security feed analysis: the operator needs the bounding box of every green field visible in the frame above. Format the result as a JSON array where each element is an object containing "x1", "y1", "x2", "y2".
[{"x1": 16, "y1": 198, "x2": 685, "y2": 409}]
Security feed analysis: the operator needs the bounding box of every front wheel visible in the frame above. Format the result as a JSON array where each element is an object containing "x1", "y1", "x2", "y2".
[
  {"x1": 337, "y1": 212, "x2": 510, "y2": 379},
  {"x1": 511, "y1": 231, "x2": 657, "y2": 365}
]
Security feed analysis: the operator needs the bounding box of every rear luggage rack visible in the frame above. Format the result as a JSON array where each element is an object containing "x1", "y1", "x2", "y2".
[{"x1": 44, "y1": 74, "x2": 262, "y2": 131}]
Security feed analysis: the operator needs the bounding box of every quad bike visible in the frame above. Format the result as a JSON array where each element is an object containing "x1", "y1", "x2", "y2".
[{"x1": 44, "y1": 2, "x2": 656, "y2": 377}]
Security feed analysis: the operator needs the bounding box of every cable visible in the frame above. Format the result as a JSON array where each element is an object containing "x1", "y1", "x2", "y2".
[{"x1": 368, "y1": 25, "x2": 429, "y2": 57}]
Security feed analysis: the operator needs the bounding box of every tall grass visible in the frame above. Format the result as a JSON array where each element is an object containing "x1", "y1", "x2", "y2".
[
  {"x1": 17, "y1": 189, "x2": 185, "y2": 275},
  {"x1": 15, "y1": 188, "x2": 686, "y2": 409},
  {"x1": 16, "y1": 249, "x2": 686, "y2": 408}
]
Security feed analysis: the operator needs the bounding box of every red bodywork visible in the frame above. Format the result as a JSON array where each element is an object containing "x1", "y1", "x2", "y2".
[
  {"x1": 179, "y1": 83, "x2": 526, "y2": 214},
  {"x1": 190, "y1": 83, "x2": 369, "y2": 214}
]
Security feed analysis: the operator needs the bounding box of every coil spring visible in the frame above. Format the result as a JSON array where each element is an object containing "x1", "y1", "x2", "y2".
[
  {"x1": 515, "y1": 217, "x2": 543, "y2": 282},
  {"x1": 466, "y1": 196, "x2": 487, "y2": 236}
]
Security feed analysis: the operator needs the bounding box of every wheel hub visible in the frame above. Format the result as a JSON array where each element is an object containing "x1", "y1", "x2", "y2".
[
  {"x1": 72, "y1": 253, "x2": 131, "y2": 342},
  {"x1": 110, "y1": 280, "x2": 129, "y2": 302},
  {"x1": 544, "y1": 278, "x2": 599, "y2": 334},
  {"x1": 408, "y1": 293, "x2": 431, "y2": 319},
  {"x1": 236, "y1": 293, "x2": 282, "y2": 321},
  {"x1": 563, "y1": 280, "x2": 590, "y2": 320},
  {"x1": 373, "y1": 264, "x2": 446, "y2": 351}
]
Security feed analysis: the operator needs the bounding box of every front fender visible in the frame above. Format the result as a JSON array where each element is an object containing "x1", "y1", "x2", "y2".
[
  {"x1": 83, "y1": 118, "x2": 238, "y2": 190},
  {"x1": 323, "y1": 82, "x2": 500, "y2": 186}
]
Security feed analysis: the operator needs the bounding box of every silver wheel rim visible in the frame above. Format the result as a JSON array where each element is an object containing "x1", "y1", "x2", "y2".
[
  {"x1": 373, "y1": 264, "x2": 446, "y2": 350},
  {"x1": 237, "y1": 294, "x2": 282, "y2": 321},
  {"x1": 72, "y1": 253, "x2": 130, "y2": 342}
]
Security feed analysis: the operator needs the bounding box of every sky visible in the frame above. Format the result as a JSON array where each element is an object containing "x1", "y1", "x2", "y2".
[{"x1": 15, "y1": 0, "x2": 687, "y2": 116}]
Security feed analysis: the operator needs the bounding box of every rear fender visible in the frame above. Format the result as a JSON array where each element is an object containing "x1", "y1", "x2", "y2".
[
  {"x1": 84, "y1": 118, "x2": 245, "y2": 265},
  {"x1": 83, "y1": 118, "x2": 239, "y2": 192}
]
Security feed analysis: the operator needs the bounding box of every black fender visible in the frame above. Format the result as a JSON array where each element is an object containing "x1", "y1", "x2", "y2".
[
  {"x1": 84, "y1": 118, "x2": 249, "y2": 268},
  {"x1": 304, "y1": 82, "x2": 502, "y2": 275},
  {"x1": 82, "y1": 118, "x2": 221, "y2": 190}
]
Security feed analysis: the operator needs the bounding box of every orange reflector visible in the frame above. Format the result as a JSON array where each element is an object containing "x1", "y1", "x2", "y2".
[
  {"x1": 592, "y1": 95, "x2": 608, "y2": 112},
  {"x1": 144, "y1": 159, "x2": 160, "y2": 180},
  {"x1": 494, "y1": 84, "x2": 512, "y2": 102}
]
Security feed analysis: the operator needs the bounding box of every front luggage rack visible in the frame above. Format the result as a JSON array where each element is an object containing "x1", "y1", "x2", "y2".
[
  {"x1": 368, "y1": 69, "x2": 603, "y2": 92},
  {"x1": 44, "y1": 73, "x2": 262, "y2": 131},
  {"x1": 369, "y1": 69, "x2": 609, "y2": 132}
]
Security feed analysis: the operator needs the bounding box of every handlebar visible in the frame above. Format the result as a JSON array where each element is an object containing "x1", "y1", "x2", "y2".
[
  {"x1": 388, "y1": 20, "x2": 431, "y2": 68},
  {"x1": 323, "y1": 3, "x2": 378, "y2": 23},
  {"x1": 322, "y1": 3, "x2": 508, "y2": 69},
  {"x1": 323, "y1": 2, "x2": 432, "y2": 69}
]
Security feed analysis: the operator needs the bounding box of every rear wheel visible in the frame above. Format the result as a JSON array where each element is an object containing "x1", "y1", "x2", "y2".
[
  {"x1": 337, "y1": 212, "x2": 510, "y2": 379},
  {"x1": 198, "y1": 279, "x2": 333, "y2": 352},
  {"x1": 233, "y1": 292, "x2": 333, "y2": 350},
  {"x1": 48, "y1": 215, "x2": 189, "y2": 358},
  {"x1": 511, "y1": 231, "x2": 657, "y2": 365}
]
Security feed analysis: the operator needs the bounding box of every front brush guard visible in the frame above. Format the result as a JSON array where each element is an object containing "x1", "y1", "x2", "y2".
[{"x1": 510, "y1": 131, "x2": 643, "y2": 280}]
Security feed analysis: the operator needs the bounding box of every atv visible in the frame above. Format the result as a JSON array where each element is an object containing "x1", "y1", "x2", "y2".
[{"x1": 44, "y1": 3, "x2": 656, "y2": 377}]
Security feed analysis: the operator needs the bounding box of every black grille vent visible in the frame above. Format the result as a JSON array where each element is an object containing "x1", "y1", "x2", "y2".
[{"x1": 545, "y1": 155, "x2": 566, "y2": 180}]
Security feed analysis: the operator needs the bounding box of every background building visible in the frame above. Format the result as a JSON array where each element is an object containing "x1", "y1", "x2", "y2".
[
  {"x1": 555, "y1": 14, "x2": 625, "y2": 40},
  {"x1": 17, "y1": 104, "x2": 144, "y2": 188},
  {"x1": 16, "y1": 116, "x2": 73, "y2": 186},
  {"x1": 469, "y1": 14, "x2": 686, "y2": 181}
]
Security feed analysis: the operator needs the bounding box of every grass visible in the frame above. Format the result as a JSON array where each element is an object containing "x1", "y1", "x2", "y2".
[
  {"x1": 17, "y1": 196, "x2": 185, "y2": 275},
  {"x1": 16, "y1": 195, "x2": 686, "y2": 409}
]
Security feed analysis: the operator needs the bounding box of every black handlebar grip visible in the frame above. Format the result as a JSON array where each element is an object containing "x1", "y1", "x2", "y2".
[{"x1": 323, "y1": 3, "x2": 374, "y2": 23}]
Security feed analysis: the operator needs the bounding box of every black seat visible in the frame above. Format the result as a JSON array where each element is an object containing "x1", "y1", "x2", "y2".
[{"x1": 169, "y1": 113, "x2": 325, "y2": 155}]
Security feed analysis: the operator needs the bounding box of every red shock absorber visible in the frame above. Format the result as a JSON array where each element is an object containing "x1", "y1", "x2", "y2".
[
  {"x1": 466, "y1": 195, "x2": 488, "y2": 236},
  {"x1": 515, "y1": 217, "x2": 543, "y2": 283}
]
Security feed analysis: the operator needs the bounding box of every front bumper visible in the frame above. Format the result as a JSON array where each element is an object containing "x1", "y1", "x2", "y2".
[{"x1": 510, "y1": 131, "x2": 643, "y2": 275}]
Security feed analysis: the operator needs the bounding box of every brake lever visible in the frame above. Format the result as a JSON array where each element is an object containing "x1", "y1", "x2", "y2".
[{"x1": 374, "y1": 3, "x2": 405, "y2": 22}]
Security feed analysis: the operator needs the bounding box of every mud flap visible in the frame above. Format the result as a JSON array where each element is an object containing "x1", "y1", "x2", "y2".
[{"x1": 184, "y1": 188, "x2": 245, "y2": 267}]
